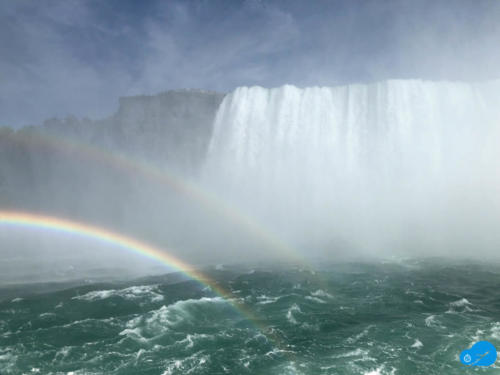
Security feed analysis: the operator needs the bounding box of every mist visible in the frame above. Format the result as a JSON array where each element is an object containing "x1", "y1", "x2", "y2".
[
  {"x1": 202, "y1": 81, "x2": 500, "y2": 259},
  {"x1": 1, "y1": 0, "x2": 500, "y2": 283},
  {"x1": 4, "y1": 3, "x2": 500, "y2": 374}
]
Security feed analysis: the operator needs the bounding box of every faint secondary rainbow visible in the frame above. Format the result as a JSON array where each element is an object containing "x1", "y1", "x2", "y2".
[{"x1": 5, "y1": 130, "x2": 304, "y2": 264}]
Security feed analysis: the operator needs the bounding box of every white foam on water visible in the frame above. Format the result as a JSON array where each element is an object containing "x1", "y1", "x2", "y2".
[
  {"x1": 280, "y1": 361, "x2": 306, "y2": 375},
  {"x1": 39, "y1": 312, "x2": 57, "y2": 319},
  {"x1": 286, "y1": 303, "x2": 302, "y2": 325},
  {"x1": 333, "y1": 348, "x2": 371, "y2": 359},
  {"x1": 119, "y1": 327, "x2": 149, "y2": 344},
  {"x1": 256, "y1": 294, "x2": 281, "y2": 305},
  {"x1": 347, "y1": 326, "x2": 373, "y2": 344},
  {"x1": 411, "y1": 339, "x2": 423, "y2": 348},
  {"x1": 363, "y1": 365, "x2": 397, "y2": 375},
  {"x1": 446, "y1": 298, "x2": 477, "y2": 314},
  {"x1": 450, "y1": 298, "x2": 471, "y2": 307},
  {"x1": 73, "y1": 285, "x2": 164, "y2": 303},
  {"x1": 177, "y1": 333, "x2": 213, "y2": 349},
  {"x1": 471, "y1": 329, "x2": 485, "y2": 344},
  {"x1": 162, "y1": 351, "x2": 210, "y2": 375},
  {"x1": 123, "y1": 297, "x2": 227, "y2": 339},
  {"x1": 424, "y1": 315, "x2": 437, "y2": 327},
  {"x1": 305, "y1": 296, "x2": 326, "y2": 304},
  {"x1": 0, "y1": 350, "x2": 17, "y2": 373},
  {"x1": 490, "y1": 322, "x2": 500, "y2": 340},
  {"x1": 54, "y1": 346, "x2": 72, "y2": 363},
  {"x1": 311, "y1": 289, "x2": 334, "y2": 299}
]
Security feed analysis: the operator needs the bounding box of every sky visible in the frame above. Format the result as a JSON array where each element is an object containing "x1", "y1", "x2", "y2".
[{"x1": 1, "y1": 0, "x2": 500, "y2": 127}]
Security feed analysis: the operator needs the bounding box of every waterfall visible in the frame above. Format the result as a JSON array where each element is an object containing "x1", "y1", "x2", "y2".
[{"x1": 203, "y1": 80, "x2": 500, "y2": 255}]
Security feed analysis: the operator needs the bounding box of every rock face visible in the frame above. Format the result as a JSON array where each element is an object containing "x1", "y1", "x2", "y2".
[
  {"x1": 0, "y1": 90, "x2": 226, "y2": 252},
  {"x1": 111, "y1": 89, "x2": 225, "y2": 170},
  {"x1": 41, "y1": 89, "x2": 225, "y2": 172}
]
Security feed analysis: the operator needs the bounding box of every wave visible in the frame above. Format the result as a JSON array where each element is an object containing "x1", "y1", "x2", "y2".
[
  {"x1": 411, "y1": 339, "x2": 423, "y2": 348},
  {"x1": 446, "y1": 298, "x2": 476, "y2": 314},
  {"x1": 305, "y1": 295, "x2": 326, "y2": 304},
  {"x1": 363, "y1": 366, "x2": 397, "y2": 375},
  {"x1": 256, "y1": 294, "x2": 281, "y2": 305},
  {"x1": 286, "y1": 303, "x2": 302, "y2": 325},
  {"x1": 176, "y1": 333, "x2": 213, "y2": 349},
  {"x1": 161, "y1": 351, "x2": 210, "y2": 375},
  {"x1": 122, "y1": 297, "x2": 228, "y2": 340},
  {"x1": 347, "y1": 325, "x2": 373, "y2": 344},
  {"x1": 424, "y1": 315, "x2": 437, "y2": 327},
  {"x1": 311, "y1": 289, "x2": 334, "y2": 299},
  {"x1": 450, "y1": 298, "x2": 471, "y2": 307},
  {"x1": 73, "y1": 285, "x2": 164, "y2": 303}
]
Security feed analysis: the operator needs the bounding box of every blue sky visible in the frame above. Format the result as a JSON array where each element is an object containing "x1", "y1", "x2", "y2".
[{"x1": 1, "y1": 0, "x2": 499, "y2": 126}]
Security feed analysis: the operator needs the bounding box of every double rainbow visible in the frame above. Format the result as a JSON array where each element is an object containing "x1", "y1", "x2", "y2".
[{"x1": 4, "y1": 130, "x2": 301, "y2": 263}]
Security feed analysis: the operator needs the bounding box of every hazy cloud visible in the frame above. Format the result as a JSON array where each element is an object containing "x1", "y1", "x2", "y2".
[{"x1": 1, "y1": 0, "x2": 499, "y2": 126}]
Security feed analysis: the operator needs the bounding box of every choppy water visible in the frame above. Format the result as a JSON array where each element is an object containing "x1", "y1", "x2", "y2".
[{"x1": 1, "y1": 259, "x2": 500, "y2": 374}]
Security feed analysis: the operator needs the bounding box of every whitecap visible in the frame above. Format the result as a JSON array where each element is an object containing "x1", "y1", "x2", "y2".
[
  {"x1": 73, "y1": 290, "x2": 115, "y2": 301},
  {"x1": 0, "y1": 351, "x2": 17, "y2": 373},
  {"x1": 286, "y1": 303, "x2": 302, "y2": 325},
  {"x1": 305, "y1": 296, "x2": 326, "y2": 304},
  {"x1": 450, "y1": 298, "x2": 471, "y2": 307},
  {"x1": 333, "y1": 348, "x2": 370, "y2": 358},
  {"x1": 161, "y1": 352, "x2": 210, "y2": 375},
  {"x1": 177, "y1": 333, "x2": 212, "y2": 349},
  {"x1": 39, "y1": 312, "x2": 56, "y2": 319},
  {"x1": 347, "y1": 326, "x2": 373, "y2": 344},
  {"x1": 425, "y1": 315, "x2": 437, "y2": 327},
  {"x1": 256, "y1": 295, "x2": 280, "y2": 305},
  {"x1": 54, "y1": 346, "x2": 72, "y2": 362},
  {"x1": 490, "y1": 322, "x2": 500, "y2": 340},
  {"x1": 411, "y1": 339, "x2": 423, "y2": 348},
  {"x1": 124, "y1": 297, "x2": 227, "y2": 338},
  {"x1": 311, "y1": 289, "x2": 334, "y2": 299},
  {"x1": 364, "y1": 366, "x2": 396, "y2": 375},
  {"x1": 73, "y1": 285, "x2": 164, "y2": 303}
]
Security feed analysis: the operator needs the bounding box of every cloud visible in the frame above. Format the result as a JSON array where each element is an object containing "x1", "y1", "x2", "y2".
[
  {"x1": 0, "y1": 0, "x2": 135, "y2": 126},
  {"x1": 1, "y1": 0, "x2": 499, "y2": 126},
  {"x1": 130, "y1": 0, "x2": 299, "y2": 93}
]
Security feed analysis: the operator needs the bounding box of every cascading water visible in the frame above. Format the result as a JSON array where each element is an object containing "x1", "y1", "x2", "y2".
[{"x1": 203, "y1": 80, "x2": 500, "y2": 256}]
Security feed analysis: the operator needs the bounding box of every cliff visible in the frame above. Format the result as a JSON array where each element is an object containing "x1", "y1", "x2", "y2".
[
  {"x1": 40, "y1": 89, "x2": 225, "y2": 171},
  {"x1": 0, "y1": 90, "x2": 226, "y2": 252}
]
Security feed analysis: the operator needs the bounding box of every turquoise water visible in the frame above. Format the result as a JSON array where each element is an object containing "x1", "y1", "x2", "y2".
[{"x1": 1, "y1": 259, "x2": 499, "y2": 374}]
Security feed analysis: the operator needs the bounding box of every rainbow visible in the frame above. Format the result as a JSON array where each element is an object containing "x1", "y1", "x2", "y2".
[
  {"x1": 0, "y1": 211, "x2": 262, "y2": 328},
  {"x1": 0, "y1": 210, "x2": 293, "y2": 355},
  {"x1": 6, "y1": 130, "x2": 303, "y2": 263},
  {"x1": 0, "y1": 211, "x2": 212, "y2": 286}
]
